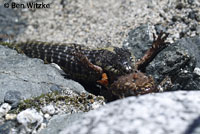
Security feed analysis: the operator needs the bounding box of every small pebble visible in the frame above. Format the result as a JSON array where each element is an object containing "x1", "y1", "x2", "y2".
[
  {"x1": 194, "y1": 68, "x2": 200, "y2": 76},
  {"x1": 4, "y1": 90, "x2": 22, "y2": 108},
  {"x1": 5, "y1": 114, "x2": 17, "y2": 120},
  {"x1": 17, "y1": 109, "x2": 43, "y2": 132},
  {"x1": 0, "y1": 103, "x2": 11, "y2": 118},
  {"x1": 91, "y1": 102, "x2": 103, "y2": 109},
  {"x1": 196, "y1": 25, "x2": 200, "y2": 35},
  {"x1": 188, "y1": 0, "x2": 194, "y2": 5},
  {"x1": 188, "y1": 11, "x2": 197, "y2": 20},
  {"x1": 196, "y1": 14, "x2": 200, "y2": 22},
  {"x1": 50, "y1": 85, "x2": 61, "y2": 92},
  {"x1": 42, "y1": 105, "x2": 55, "y2": 115},
  {"x1": 176, "y1": 3, "x2": 184, "y2": 10},
  {"x1": 44, "y1": 114, "x2": 51, "y2": 120}
]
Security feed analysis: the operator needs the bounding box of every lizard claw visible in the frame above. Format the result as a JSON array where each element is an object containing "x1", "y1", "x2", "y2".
[{"x1": 152, "y1": 31, "x2": 169, "y2": 49}]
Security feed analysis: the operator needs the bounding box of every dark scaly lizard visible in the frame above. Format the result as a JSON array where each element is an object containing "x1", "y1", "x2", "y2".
[
  {"x1": 0, "y1": 41, "x2": 134, "y2": 83},
  {"x1": 0, "y1": 32, "x2": 169, "y2": 99}
]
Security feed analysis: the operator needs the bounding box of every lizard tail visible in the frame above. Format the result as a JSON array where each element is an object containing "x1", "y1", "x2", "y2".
[{"x1": 0, "y1": 41, "x2": 24, "y2": 53}]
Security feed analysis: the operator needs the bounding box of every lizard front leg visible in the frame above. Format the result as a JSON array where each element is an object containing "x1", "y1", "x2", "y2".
[
  {"x1": 72, "y1": 46, "x2": 109, "y2": 86},
  {"x1": 135, "y1": 31, "x2": 169, "y2": 71}
]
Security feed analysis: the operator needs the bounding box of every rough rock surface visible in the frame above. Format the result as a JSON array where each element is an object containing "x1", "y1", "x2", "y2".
[
  {"x1": 123, "y1": 25, "x2": 200, "y2": 91},
  {"x1": 0, "y1": 45, "x2": 105, "y2": 133},
  {"x1": 1, "y1": 0, "x2": 200, "y2": 47},
  {"x1": 0, "y1": 45, "x2": 86, "y2": 102},
  {"x1": 39, "y1": 113, "x2": 83, "y2": 134},
  {"x1": 60, "y1": 91, "x2": 200, "y2": 134},
  {"x1": 146, "y1": 36, "x2": 200, "y2": 91},
  {"x1": 123, "y1": 24, "x2": 152, "y2": 59},
  {"x1": 4, "y1": 90, "x2": 22, "y2": 108},
  {"x1": 0, "y1": 121, "x2": 18, "y2": 134}
]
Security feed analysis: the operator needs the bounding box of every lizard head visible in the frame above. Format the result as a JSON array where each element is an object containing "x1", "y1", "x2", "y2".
[
  {"x1": 97, "y1": 47, "x2": 135, "y2": 78},
  {"x1": 109, "y1": 70, "x2": 157, "y2": 98}
]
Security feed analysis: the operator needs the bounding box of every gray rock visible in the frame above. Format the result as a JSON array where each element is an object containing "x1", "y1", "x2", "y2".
[
  {"x1": 197, "y1": 25, "x2": 200, "y2": 35},
  {"x1": 175, "y1": 36, "x2": 200, "y2": 67},
  {"x1": 17, "y1": 108, "x2": 43, "y2": 133},
  {"x1": 172, "y1": 71, "x2": 200, "y2": 91},
  {"x1": 0, "y1": 103, "x2": 11, "y2": 118},
  {"x1": 59, "y1": 91, "x2": 200, "y2": 134},
  {"x1": 188, "y1": 11, "x2": 197, "y2": 20},
  {"x1": 0, "y1": 5, "x2": 26, "y2": 37},
  {"x1": 123, "y1": 24, "x2": 152, "y2": 59},
  {"x1": 146, "y1": 36, "x2": 200, "y2": 90},
  {"x1": 196, "y1": 14, "x2": 200, "y2": 22},
  {"x1": 0, "y1": 45, "x2": 86, "y2": 102},
  {"x1": 4, "y1": 90, "x2": 22, "y2": 108},
  {"x1": 42, "y1": 105, "x2": 55, "y2": 115},
  {"x1": 0, "y1": 121, "x2": 18, "y2": 134},
  {"x1": 175, "y1": 2, "x2": 184, "y2": 10},
  {"x1": 50, "y1": 85, "x2": 62, "y2": 92},
  {"x1": 183, "y1": 115, "x2": 200, "y2": 134},
  {"x1": 39, "y1": 113, "x2": 83, "y2": 134},
  {"x1": 123, "y1": 25, "x2": 200, "y2": 91},
  {"x1": 145, "y1": 39, "x2": 195, "y2": 80},
  {"x1": 188, "y1": 0, "x2": 195, "y2": 5}
]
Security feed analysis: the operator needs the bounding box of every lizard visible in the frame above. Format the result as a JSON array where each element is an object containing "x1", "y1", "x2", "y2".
[{"x1": 0, "y1": 32, "x2": 169, "y2": 100}]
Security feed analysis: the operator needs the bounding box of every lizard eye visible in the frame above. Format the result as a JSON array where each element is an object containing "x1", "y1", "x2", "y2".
[{"x1": 134, "y1": 70, "x2": 138, "y2": 73}]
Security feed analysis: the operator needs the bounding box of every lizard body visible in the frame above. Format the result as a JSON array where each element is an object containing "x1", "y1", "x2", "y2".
[
  {"x1": 1, "y1": 41, "x2": 134, "y2": 83},
  {"x1": 0, "y1": 32, "x2": 169, "y2": 99}
]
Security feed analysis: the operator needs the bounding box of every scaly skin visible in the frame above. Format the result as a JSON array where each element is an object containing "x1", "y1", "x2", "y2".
[
  {"x1": 1, "y1": 41, "x2": 135, "y2": 83},
  {"x1": 110, "y1": 70, "x2": 155, "y2": 98},
  {"x1": 0, "y1": 32, "x2": 169, "y2": 99},
  {"x1": 108, "y1": 32, "x2": 169, "y2": 98}
]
